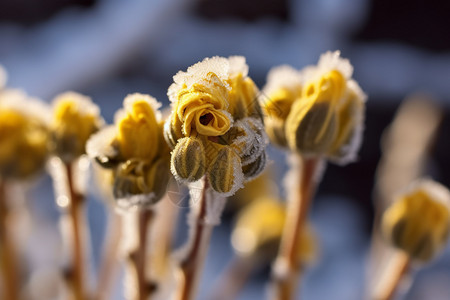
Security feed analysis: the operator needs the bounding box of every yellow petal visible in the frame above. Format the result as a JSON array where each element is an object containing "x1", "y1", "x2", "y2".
[{"x1": 117, "y1": 99, "x2": 159, "y2": 161}]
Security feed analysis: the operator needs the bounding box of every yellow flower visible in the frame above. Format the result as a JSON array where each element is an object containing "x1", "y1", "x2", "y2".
[
  {"x1": 232, "y1": 197, "x2": 318, "y2": 264},
  {"x1": 226, "y1": 56, "x2": 261, "y2": 120},
  {"x1": 261, "y1": 65, "x2": 303, "y2": 121},
  {"x1": 285, "y1": 69, "x2": 345, "y2": 155},
  {"x1": 87, "y1": 93, "x2": 170, "y2": 209},
  {"x1": 52, "y1": 92, "x2": 103, "y2": 162},
  {"x1": 173, "y1": 72, "x2": 232, "y2": 137},
  {"x1": 261, "y1": 52, "x2": 366, "y2": 163},
  {"x1": 116, "y1": 94, "x2": 161, "y2": 161},
  {"x1": 0, "y1": 95, "x2": 50, "y2": 179},
  {"x1": 382, "y1": 179, "x2": 450, "y2": 262},
  {"x1": 167, "y1": 56, "x2": 267, "y2": 195}
]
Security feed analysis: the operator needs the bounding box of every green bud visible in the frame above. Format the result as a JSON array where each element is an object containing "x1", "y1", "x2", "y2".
[
  {"x1": 286, "y1": 101, "x2": 337, "y2": 156},
  {"x1": 208, "y1": 146, "x2": 244, "y2": 195},
  {"x1": 242, "y1": 151, "x2": 266, "y2": 180},
  {"x1": 171, "y1": 137, "x2": 206, "y2": 182}
]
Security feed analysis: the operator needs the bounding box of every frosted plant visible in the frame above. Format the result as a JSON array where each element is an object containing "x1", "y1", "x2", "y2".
[
  {"x1": 374, "y1": 179, "x2": 450, "y2": 300},
  {"x1": 261, "y1": 51, "x2": 367, "y2": 299},
  {"x1": 0, "y1": 85, "x2": 51, "y2": 300},
  {"x1": 165, "y1": 56, "x2": 267, "y2": 300},
  {"x1": 48, "y1": 91, "x2": 104, "y2": 300},
  {"x1": 87, "y1": 93, "x2": 170, "y2": 300}
]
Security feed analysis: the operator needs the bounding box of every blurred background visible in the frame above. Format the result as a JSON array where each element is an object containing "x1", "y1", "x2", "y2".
[{"x1": 1, "y1": 0, "x2": 450, "y2": 299}]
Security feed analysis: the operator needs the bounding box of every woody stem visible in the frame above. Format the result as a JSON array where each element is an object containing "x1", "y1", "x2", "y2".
[
  {"x1": 374, "y1": 252, "x2": 410, "y2": 300},
  {"x1": 270, "y1": 156, "x2": 321, "y2": 300},
  {"x1": 127, "y1": 209, "x2": 153, "y2": 300},
  {"x1": 175, "y1": 177, "x2": 214, "y2": 300},
  {"x1": 0, "y1": 178, "x2": 20, "y2": 300},
  {"x1": 65, "y1": 162, "x2": 87, "y2": 300}
]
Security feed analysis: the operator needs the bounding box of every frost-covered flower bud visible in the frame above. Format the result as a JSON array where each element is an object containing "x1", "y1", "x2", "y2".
[
  {"x1": 261, "y1": 51, "x2": 366, "y2": 164},
  {"x1": 260, "y1": 65, "x2": 303, "y2": 148},
  {"x1": 207, "y1": 146, "x2": 244, "y2": 196},
  {"x1": 232, "y1": 197, "x2": 318, "y2": 264},
  {"x1": 0, "y1": 92, "x2": 50, "y2": 179},
  {"x1": 87, "y1": 93, "x2": 170, "y2": 210},
  {"x1": 286, "y1": 96, "x2": 339, "y2": 155},
  {"x1": 166, "y1": 56, "x2": 267, "y2": 195},
  {"x1": 51, "y1": 92, "x2": 103, "y2": 162},
  {"x1": 382, "y1": 179, "x2": 450, "y2": 262},
  {"x1": 242, "y1": 152, "x2": 267, "y2": 181},
  {"x1": 171, "y1": 137, "x2": 206, "y2": 183}
]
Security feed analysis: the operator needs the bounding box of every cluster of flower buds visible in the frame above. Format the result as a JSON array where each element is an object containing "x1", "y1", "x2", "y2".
[
  {"x1": 165, "y1": 56, "x2": 267, "y2": 196},
  {"x1": 382, "y1": 179, "x2": 450, "y2": 262},
  {"x1": 261, "y1": 51, "x2": 366, "y2": 165},
  {"x1": 87, "y1": 94, "x2": 170, "y2": 209},
  {"x1": 0, "y1": 89, "x2": 50, "y2": 179},
  {"x1": 50, "y1": 92, "x2": 104, "y2": 163},
  {"x1": 232, "y1": 197, "x2": 317, "y2": 265}
]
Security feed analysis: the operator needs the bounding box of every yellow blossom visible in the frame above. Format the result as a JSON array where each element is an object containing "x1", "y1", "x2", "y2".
[
  {"x1": 117, "y1": 94, "x2": 161, "y2": 161},
  {"x1": 173, "y1": 72, "x2": 232, "y2": 137},
  {"x1": 0, "y1": 102, "x2": 49, "y2": 179},
  {"x1": 52, "y1": 92, "x2": 102, "y2": 161},
  {"x1": 166, "y1": 56, "x2": 267, "y2": 195},
  {"x1": 262, "y1": 51, "x2": 366, "y2": 164},
  {"x1": 87, "y1": 93, "x2": 170, "y2": 209},
  {"x1": 382, "y1": 179, "x2": 450, "y2": 262}
]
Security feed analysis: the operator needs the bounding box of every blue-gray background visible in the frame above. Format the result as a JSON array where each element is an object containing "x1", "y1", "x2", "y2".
[{"x1": 2, "y1": 0, "x2": 450, "y2": 299}]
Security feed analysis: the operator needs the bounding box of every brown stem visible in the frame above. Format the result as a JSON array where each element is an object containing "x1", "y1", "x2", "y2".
[
  {"x1": 128, "y1": 209, "x2": 153, "y2": 300},
  {"x1": 270, "y1": 156, "x2": 320, "y2": 300},
  {"x1": 175, "y1": 177, "x2": 213, "y2": 300},
  {"x1": 65, "y1": 162, "x2": 87, "y2": 300},
  {"x1": 0, "y1": 179, "x2": 19, "y2": 300},
  {"x1": 375, "y1": 252, "x2": 410, "y2": 300},
  {"x1": 95, "y1": 210, "x2": 123, "y2": 300}
]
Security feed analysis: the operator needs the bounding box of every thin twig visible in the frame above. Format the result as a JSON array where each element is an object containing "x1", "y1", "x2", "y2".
[
  {"x1": 128, "y1": 209, "x2": 153, "y2": 300},
  {"x1": 374, "y1": 252, "x2": 410, "y2": 300},
  {"x1": 270, "y1": 156, "x2": 320, "y2": 300},
  {"x1": 175, "y1": 177, "x2": 213, "y2": 300},
  {"x1": 65, "y1": 162, "x2": 87, "y2": 300},
  {"x1": 0, "y1": 179, "x2": 19, "y2": 300}
]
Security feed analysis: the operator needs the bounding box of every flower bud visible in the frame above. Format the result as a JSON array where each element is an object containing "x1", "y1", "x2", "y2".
[
  {"x1": 382, "y1": 179, "x2": 450, "y2": 262},
  {"x1": 0, "y1": 109, "x2": 49, "y2": 178},
  {"x1": 242, "y1": 151, "x2": 266, "y2": 181},
  {"x1": 145, "y1": 158, "x2": 171, "y2": 201},
  {"x1": 51, "y1": 92, "x2": 103, "y2": 162},
  {"x1": 163, "y1": 114, "x2": 183, "y2": 149},
  {"x1": 0, "y1": 93, "x2": 50, "y2": 179},
  {"x1": 171, "y1": 137, "x2": 206, "y2": 182},
  {"x1": 285, "y1": 100, "x2": 338, "y2": 156},
  {"x1": 327, "y1": 82, "x2": 366, "y2": 164},
  {"x1": 207, "y1": 146, "x2": 244, "y2": 195},
  {"x1": 116, "y1": 94, "x2": 161, "y2": 161}
]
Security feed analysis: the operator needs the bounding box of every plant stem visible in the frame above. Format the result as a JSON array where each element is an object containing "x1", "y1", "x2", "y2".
[
  {"x1": 175, "y1": 177, "x2": 214, "y2": 300},
  {"x1": 270, "y1": 156, "x2": 320, "y2": 300},
  {"x1": 95, "y1": 210, "x2": 122, "y2": 300},
  {"x1": 65, "y1": 162, "x2": 87, "y2": 300},
  {"x1": 127, "y1": 209, "x2": 153, "y2": 300},
  {"x1": 0, "y1": 179, "x2": 19, "y2": 300},
  {"x1": 374, "y1": 252, "x2": 410, "y2": 300}
]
